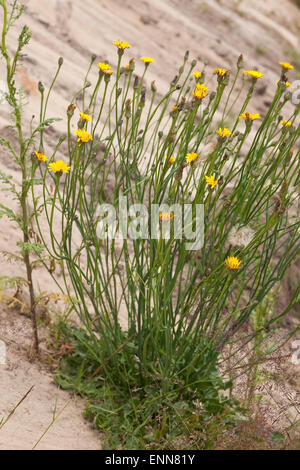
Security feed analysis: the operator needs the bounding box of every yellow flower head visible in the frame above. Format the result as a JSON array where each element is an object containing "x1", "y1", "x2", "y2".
[
  {"x1": 279, "y1": 62, "x2": 294, "y2": 70},
  {"x1": 239, "y1": 112, "x2": 261, "y2": 122},
  {"x1": 98, "y1": 62, "x2": 112, "y2": 75},
  {"x1": 216, "y1": 127, "x2": 232, "y2": 139},
  {"x1": 193, "y1": 83, "x2": 208, "y2": 100},
  {"x1": 285, "y1": 81, "x2": 291, "y2": 88},
  {"x1": 281, "y1": 120, "x2": 292, "y2": 128},
  {"x1": 166, "y1": 156, "x2": 175, "y2": 164},
  {"x1": 192, "y1": 71, "x2": 202, "y2": 79},
  {"x1": 140, "y1": 56, "x2": 154, "y2": 64},
  {"x1": 160, "y1": 212, "x2": 174, "y2": 221},
  {"x1": 172, "y1": 105, "x2": 178, "y2": 112},
  {"x1": 112, "y1": 40, "x2": 131, "y2": 50},
  {"x1": 35, "y1": 151, "x2": 48, "y2": 162},
  {"x1": 225, "y1": 256, "x2": 242, "y2": 270},
  {"x1": 243, "y1": 70, "x2": 264, "y2": 79},
  {"x1": 48, "y1": 160, "x2": 71, "y2": 174},
  {"x1": 186, "y1": 152, "x2": 199, "y2": 163},
  {"x1": 205, "y1": 175, "x2": 218, "y2": 189},
  {"x1": 215, "y1": 68, "x2": 227, "y2": 77},
  {"x1": 80, "y1": 112, "x2": 91, "y2": 122},
  {"x1": 74, "y1": 129, "x2": 93, "y2": 143}
]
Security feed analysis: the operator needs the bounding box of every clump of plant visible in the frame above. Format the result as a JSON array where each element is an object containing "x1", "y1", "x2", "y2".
[{"x1": 1, "y1": 0, "x2": 300, "y2": 448}]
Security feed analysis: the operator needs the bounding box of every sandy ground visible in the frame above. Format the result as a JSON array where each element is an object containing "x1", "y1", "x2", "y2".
[{"x1": 0, "y1": 0, "x2": 300, "y2": 450}]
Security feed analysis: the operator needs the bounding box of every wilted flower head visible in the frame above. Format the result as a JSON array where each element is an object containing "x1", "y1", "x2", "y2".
[
  {"x1": 35, "y1": 151, "x2": 48, "y2": 162},
  {"x1": 228, "y1": 225, "x2": 255, "y2": 248}
]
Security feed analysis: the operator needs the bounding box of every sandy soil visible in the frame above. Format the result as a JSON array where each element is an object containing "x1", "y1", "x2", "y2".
[{"x1": 0, "y1": 0, "x2": 300, "y2": 450}]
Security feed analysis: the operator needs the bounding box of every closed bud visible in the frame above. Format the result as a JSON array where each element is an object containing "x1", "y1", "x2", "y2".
[
  {"x1": 237, "y1": 54, "x2": 243, "y2": 69},
  {"x1": 58, "y1": 57, "x2": 64, "y2": 66},
  {"x1": 38, "y1": 81, "x2": 44, "y2": 93}
]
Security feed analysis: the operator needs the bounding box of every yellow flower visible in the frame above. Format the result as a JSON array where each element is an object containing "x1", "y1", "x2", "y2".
[
  {"x1": 239, "y1": 112, "x2": 261, "y2": 121},
  {"x1": 243, "y1": 70, "x2": 264, "y2": 79},
  {"x1": 48, "y1": 160, "x2": 71, "y2": 174},
  {"x1": 80, "y1": 112, "x2": 91, "y2": 122},
  {"x1": 193, "y1": 83, "x2": 208, "y2": 100},
  {"x1": 166, "y1": 156, "x2": 175, "y2": 164},
  {"x1": 281, "y1": 120, "x2": 292, "y2": 128},
  {"x1": 215, "y1": 68, "x2": 227, "y2": 77},
  {"x1": 160, "y1": 212, "x2": 174, "y2": 221},
  {"x1": 279, "y1": 62, "x2": 294, "y2": 70},
  {"x1": 112, "y1": 40, "x2": 131, "y2": 50},
  {"x1": 225, "y1": 256, "x2": 242, "y2": 270},
  {"x1": 74, "y1": 129, "x2": 93, "y2": 143},
  {"x1": 192, "y1": 71, "x2": 202, "y2": 79},
  {"x1": 124, "y1": 64, "x2": 130, "y2": 70},
  {"x1": 216, "y1": 127, "x2": 232, "y2": 139},
  {"x1": 98, "y1": 62, "x2": 112, "y2": 75},
  {"x1": 285, "y1": 81, "x2": 291, "y2": 88},
  {"x1": 186, "y1": 152, "x2": 199, "y2": 163},
  {"x1": 35, "y1": 151, "x2": 48, "y2": 162},
  {"x1": 205, "y1": 175, "x2": 218, "y2": 189},
  {"x1": 140, "y1": 56, "x2": 154, "y2": 64},
  {"x1": 172, "y1": 105, "x2": 178, "y2": 112}
]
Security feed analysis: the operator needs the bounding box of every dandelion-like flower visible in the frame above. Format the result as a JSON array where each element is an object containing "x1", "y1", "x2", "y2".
[
  {"x1": 239, "y1": 112, "x2": 261, "y2": 122},
  {"x1": 215, "y1": 68, "x2": 227, "y2": 77},
  {"x1": 112, "y1": 40, "x2": 131, "y2": 50},
  {"x1": 166, "y1": 156, "x2": 175, "y2": 164},
  {"x1": 216, "y1": 127, "x2": 232, "y2": 139},
  {"x1": 98, "y1": 62, "x2": 112, "y2": 75},
  {"x1": 160, "y1": 212, "x2": 174, "y2": 221},
  {"x1": 48, "y1": 160, "x2": 71, "y2": 174},
  {"x1": 225, "y1": 256, "x2": 242, "y2": 270},
  {"x1": 281, "y1": 120, "x2": 292, "y2": 128},
  {"x1": 193, "y1": 83, "x2": 208, "y2": 100},
  {"x1": 74, "y1": 129, "x2": 93, "y2": 143},
  {"x1": 243, "y1": 70, "x2": 264, "y2": 79},
  {"x1": 205, "y1": 175, "x2": 218, "y2": 189},
  {"x1": 279, "y1": 62, "x2": 294, "y2": 70},
  {"x1": 80, "y1": 112, "x2": 91, "y2": 122},
  {"x1": 186, "y1": 152, "x2": 199, "y2": 163},
  {"x1": 192, "y1": 71, "x2": 202, "y2": 79},
  {"x1": 35, "y1": 151, "x2": 48, "y2": 162},
  {"x1": 140, "y1": 56, "x2": 154, "y2": 64}
]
